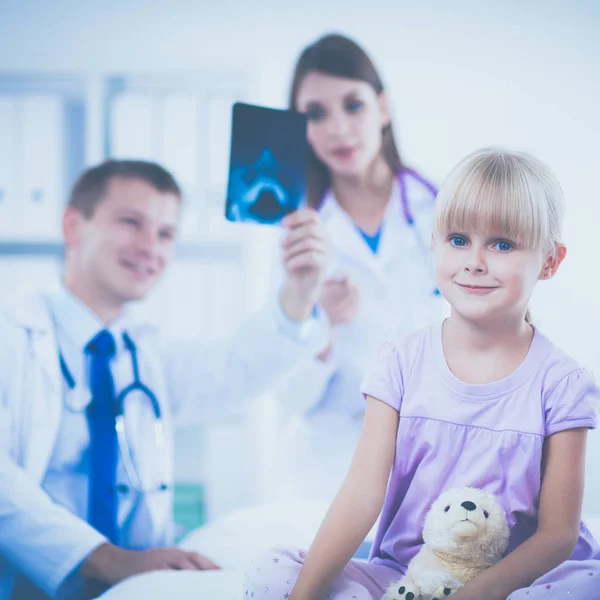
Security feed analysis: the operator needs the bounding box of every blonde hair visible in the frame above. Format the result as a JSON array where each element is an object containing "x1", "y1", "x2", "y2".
[{"x1": 434, "y1": 148, "x2": 566, "y2": 323}]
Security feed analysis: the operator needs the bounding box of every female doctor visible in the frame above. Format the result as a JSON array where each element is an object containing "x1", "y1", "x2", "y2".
[{"x1": 272, "y1": 33, "x2": 445, "y2": 504}]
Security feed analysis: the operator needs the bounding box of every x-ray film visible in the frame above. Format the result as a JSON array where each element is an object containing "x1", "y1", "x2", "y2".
[{"x1": 225, "y1": 103, "x2": 308, "y2": 225}]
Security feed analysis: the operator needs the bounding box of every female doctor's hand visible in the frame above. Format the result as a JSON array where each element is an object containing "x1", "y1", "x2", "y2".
[
  {"x1": 320, "y1": 276, "x2": 359, "y2": 325},
  {"x1": 315, "y1": 277, "x2": 359, "y2": 362},
  {"x1": 279, "y1": 208, "x2": 331, "y2": 321}
]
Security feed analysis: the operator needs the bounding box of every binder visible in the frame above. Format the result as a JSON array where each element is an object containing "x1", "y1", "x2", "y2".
[
  {"x1": 0, "y1": 98, "x2": 17, "y2": 238},
  {"x1": 21, "y1": 95, "x2": 63, "y2": 240}
]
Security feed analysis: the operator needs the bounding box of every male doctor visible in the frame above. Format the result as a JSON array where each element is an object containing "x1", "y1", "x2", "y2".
[{"x1": 0, "y1": 160, "x2": 331, "y2": 599}]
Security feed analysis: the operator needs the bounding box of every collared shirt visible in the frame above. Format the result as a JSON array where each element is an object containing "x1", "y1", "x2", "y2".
[
  {"x1": 41, "y1": 282, "x2": 325, "y2": 547},
  {"x1": 42, "y1": 284, "x2": 144, "y2": 547}
]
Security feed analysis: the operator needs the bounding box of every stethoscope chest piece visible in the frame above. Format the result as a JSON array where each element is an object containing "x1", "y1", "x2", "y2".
[{"x1": 59, "y1": 331, "x2": 168, "y2": 495}]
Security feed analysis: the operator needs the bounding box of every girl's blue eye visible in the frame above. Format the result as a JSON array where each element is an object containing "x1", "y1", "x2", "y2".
[
  {"x1": 495, "y1": 240, "x2": 514, "y2": 252},
  {"x1": 449, "y1": 235, "x2": 467, "y2": 247}
]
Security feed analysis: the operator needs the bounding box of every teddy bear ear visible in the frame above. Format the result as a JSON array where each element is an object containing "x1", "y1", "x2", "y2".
[{"x1": 483, "y1": 489, "x2": 498, "y2": 502}]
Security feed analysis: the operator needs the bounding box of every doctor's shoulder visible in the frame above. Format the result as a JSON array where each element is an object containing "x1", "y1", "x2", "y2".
[
  {"x1": 0, "y1": 302, "x2": 29, "y2": 343},
  {"x1": 404, "y1": 170, "x2": 437, "y2": 208},
  {"x1": 0, "y1": 286, "x2": 55, "y2": 334},
  {"x1": 0, "y1": 309, "x2": 28, "y2": 382}
]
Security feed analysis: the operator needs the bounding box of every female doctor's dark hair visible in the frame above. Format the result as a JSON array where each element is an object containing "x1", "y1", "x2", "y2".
[{"x1": 289, "y1": 33, "x2": 404, "y2": 209}]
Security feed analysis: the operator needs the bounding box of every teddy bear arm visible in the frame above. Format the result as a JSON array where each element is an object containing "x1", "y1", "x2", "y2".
[
  {"x1": 430, "y1": 579, "x2": 464, "y2": 600},
  {"x1": 381, "y1": 575, "x2": 421, "y2": 600}
]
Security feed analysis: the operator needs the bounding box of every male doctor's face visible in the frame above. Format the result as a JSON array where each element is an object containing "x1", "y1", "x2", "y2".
[{"x1": 64, "y1": 177, "x2": 180, "y2": 307}]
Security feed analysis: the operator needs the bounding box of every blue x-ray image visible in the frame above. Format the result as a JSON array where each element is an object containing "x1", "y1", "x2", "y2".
[{"x1": 225, "y1": 103, "x2": 308, "y2": 225}]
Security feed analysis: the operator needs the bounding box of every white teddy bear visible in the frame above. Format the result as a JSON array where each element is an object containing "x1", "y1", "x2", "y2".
[{"x1": 383, "y1": 487, "x2": 509, "y2": 600}]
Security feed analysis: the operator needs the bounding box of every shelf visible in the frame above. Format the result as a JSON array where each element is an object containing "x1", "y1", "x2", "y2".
[{"x1": 0, "y1": 240, "x2": 244, "y2": 261}]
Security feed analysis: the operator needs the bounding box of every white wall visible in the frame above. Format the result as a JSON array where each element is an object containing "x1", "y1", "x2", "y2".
[{"x1": 1, "y1": 0, "x2": 599, "y2": 512}]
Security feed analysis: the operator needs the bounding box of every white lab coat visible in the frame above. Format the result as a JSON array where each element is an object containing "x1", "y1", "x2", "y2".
[
  {"x1": 271, "y1": 175, "x2": 447, "y2": 504},
  {"x1": 0, "y1": 287, "x2": 329, "y2": 600}
]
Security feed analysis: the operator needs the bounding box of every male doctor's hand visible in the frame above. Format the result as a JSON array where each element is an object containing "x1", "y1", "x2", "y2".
[
  {"x1": 80, "y1": 542, "x2": 220, "y2": 586},
  {"x1": 279, "y1": 208, "x2": 331, "y2": 321}
]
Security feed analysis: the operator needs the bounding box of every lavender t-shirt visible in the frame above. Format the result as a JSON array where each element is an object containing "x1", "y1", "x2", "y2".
[{"x1": 360, "y1": 321, "x2": 600, "y2": 572}]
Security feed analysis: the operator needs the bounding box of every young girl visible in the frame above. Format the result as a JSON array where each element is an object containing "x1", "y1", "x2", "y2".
[
  {"x1": 272, "y1": 33, "x2": 444, "y2": 507},
  {"x1": 244, "y1": 148, "x2": 600, "y2": 599}
]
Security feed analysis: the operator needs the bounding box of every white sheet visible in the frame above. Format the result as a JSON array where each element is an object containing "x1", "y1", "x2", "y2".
[
  {"x1": 99, "y1": 505, "x2": 600, "y2": 599},
  {"x1": 99, "y1": 501, "x2": 329, "y2": 599},
  {"x1": 97, "y1": 569, "x2": 244, "y2": 599}
]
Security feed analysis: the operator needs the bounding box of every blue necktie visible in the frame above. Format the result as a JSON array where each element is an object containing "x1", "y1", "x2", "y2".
[{"x1": 86, "y1": 330, "x2": 119, "y2": 543}]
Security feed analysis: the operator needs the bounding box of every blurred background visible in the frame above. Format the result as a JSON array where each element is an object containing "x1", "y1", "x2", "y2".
[{"x1": 0, "y1": 0, "x2": 598, "y2": 537}]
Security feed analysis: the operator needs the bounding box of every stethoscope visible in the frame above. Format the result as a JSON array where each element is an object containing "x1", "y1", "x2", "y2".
[
  {"x1": 324, "y1": 167, "x2": 441, "y2": 296},
  {"x1": 399, "y1": 168, "x2": 441, "y2": 296},
  {"x1": 59, "y1": 331, "x2": 168, "y2": 495}
]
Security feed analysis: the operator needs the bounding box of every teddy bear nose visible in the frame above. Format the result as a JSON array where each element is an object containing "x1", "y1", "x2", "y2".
[{"x1": 461, "y1": 501, "x2": 477, "y2": 511}]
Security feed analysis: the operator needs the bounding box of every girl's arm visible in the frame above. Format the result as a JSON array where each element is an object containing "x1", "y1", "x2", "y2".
[
  {"x1": 450, "y1": 427, "x2": 587, "y2": 600},
  {"x1": 290, "y1": 396, "x2": 399, "y2": 600}
]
